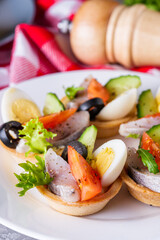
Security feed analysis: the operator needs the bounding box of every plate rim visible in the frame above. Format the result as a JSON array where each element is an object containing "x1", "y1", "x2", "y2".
[{"x1": 1, "y1": 69, "x2": 160, "y2": 240}]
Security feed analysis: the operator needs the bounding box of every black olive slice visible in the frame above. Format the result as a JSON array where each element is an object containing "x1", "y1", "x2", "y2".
[
  {"x1": 77, "y1": 98, "x2": 104, "y2": 120},
  {"x1": 0, "y1": 121, "x2": 23, "y2": 149},
  {"x1": 62, "y1": 140, "x2": 87, "y2": 161}
]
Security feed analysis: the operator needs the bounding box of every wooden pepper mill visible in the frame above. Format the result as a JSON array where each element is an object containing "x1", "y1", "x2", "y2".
[{"x1": 70, "y1": 0, "x2": 160, "y2": 68}]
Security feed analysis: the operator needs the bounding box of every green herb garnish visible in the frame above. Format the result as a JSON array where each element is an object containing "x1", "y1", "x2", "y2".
[
  {"x1": 124, "y1": 0, "x2": 160, "y2": 11},
  {"x1": 126, "y1": 133, "x2": 140, "y2": 139},
  {"x1": 64, "y1": 85, "x2": 84, "y2": 100},
  {"x1": 14, "y1": 155, "x2": 53, "y2": 196},
  {"x1": 19, "y1": 118, "x2": 56, "y2": 156},
  {"x1": 137, "y1": 148, "x2": 159, "y2": 174}
]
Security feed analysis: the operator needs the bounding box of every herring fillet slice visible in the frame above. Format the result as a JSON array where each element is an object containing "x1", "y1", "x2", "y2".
[
  {"x1": 119, "y1": 116, "x2": 160, "y2": 137},
  {"x1": 127, "y1": 148, "x2": 160, "y2": 193},
  {"x1": 48, "y1": 111, "x2": 90, "y2": 147},
  {"x1": 45, "y1": 148, "x2": 80, "y2": 202}
]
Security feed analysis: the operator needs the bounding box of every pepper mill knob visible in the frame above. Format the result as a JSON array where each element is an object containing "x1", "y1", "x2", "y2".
[
  {"x1": 70, "y1": 0, "x2": 119, "y2": 65},
  {"x1": 70, "y1": 0, "x2": 160, "y2": 68}
]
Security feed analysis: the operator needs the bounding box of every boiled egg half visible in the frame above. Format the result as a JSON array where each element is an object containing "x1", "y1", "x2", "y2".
[
  {"x1": 96, "y1": 88, "x2": 137, "y2": 121},
  {"x1": 1, "y1": 87, "x2": 41, "y2": 123},
  {"x1": 93, "y1": 139, "x2": 127, "y2": 187}
]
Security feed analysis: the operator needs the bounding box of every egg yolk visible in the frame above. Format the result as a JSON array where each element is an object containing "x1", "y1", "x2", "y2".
[
  {"x1": 11, "y1": 99, "x2": 41, "y2": 123},
  {"x1": 95, "y1": 147, "x2": 114, "y2": 177}
]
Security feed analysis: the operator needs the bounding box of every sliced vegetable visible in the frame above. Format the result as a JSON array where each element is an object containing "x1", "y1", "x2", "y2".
[
  {"x1": 141, "y1": 131, "x2": 160, "y2": 171},
  {"x1": 39, "y1": 108, "x2": 77, "y2": 129},
  {"x1": 78, "y1": 98, "x2": 104, "y2": 120},
  {"x1": 62, "y1": 140, "x2": 87, "y2": 161},
  {"x1": 137, "y1": 89, "x2": 158, "y2": 118},
  {"x1": 65, "y1": 85, "x2": 84, "y2": 100},
  {"x1": 43, "y1": 93, "x2": 65, "y2": 115},
  {"x1": 68, "y1": 146, "x2": 102, "y2": 201},
  {"x1": 105, "y1": 75, "x2": 141, "y2": 99},
  {"x1": 19, "y1": 118, "x2": 56, "y2": 155},
  {"x1": 147, "y1": 124, "x2": 160, "y2": 145},
  {"x1": 87, "y1": 78, "x2": 109, "y2": 103},
  {"x1": 78, "y1": 125, "x2": 97, "y2": 162},
  {"x1": 0, "y1": 121, "x2": 22, "y2": 148},
  {"x1": 14, "y1": 155, "x2": 53, "y2": 196}
]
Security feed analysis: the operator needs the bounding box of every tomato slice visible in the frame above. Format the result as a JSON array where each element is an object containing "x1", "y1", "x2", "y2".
[
  {"x1": 68, "y1": 146, "x2": 102, "y2": 201},
  {"x1": 141, "y1": 132, "x2": 160, "y2": 170},
  {"x1": 39, "y1": 108, "x2": 77, "y2": 129},
  {"x1": 143, "y1": 112, "x2": 160, "y2": 118},
  {"x1": 87, "y1": 78, "x2": 110, "y2": 104}
]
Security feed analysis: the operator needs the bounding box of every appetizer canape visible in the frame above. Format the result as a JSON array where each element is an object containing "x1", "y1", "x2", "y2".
[
  {"x1": 62, "y1": 75, "x2": 140, "y2": 138},
  {"x1": 0, "y1": 87, "x2": 90, "y2": 162},
  {"x1": 121, "y1": 124, "x2": 160, "y2": 206},
  {"x1": 0, "y1": 86, "x2": 127, "y2": 216},
  {"x1": 119, "y1": 87, "x2": 160, "y2": 138},
  {"x1": 1, "y1": 120, "x2": 126, "y2": 216}
]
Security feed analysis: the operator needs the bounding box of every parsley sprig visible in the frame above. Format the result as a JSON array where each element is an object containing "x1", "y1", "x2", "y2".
[
  {"x1": 127, "y1": 133, "x2": 140, "y2": 139},
  {"x1": 64, "y1": 85, "x2": 84, "y2": 100},
  {"x1": 137, "y1": 148, "x2": 159, "y2": 174},
  {"x1": 14, "y1": 155, "x2": 53, "y2": 196}
]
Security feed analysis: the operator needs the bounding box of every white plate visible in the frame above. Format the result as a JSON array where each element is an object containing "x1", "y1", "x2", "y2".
[{"x1": 0, "y1": 69, "x2": 160, "y2": 240}]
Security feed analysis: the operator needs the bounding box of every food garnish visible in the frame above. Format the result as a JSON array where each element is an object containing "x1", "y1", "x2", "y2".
[
  {"x1": 78, "y1": 125, "x2": 97, "y2": 162},
  {"x1": 38, "y1": 108, "x2": 77, "y2": 130},
  {"x1": 19, "y1": 118, "x2": 56, "y2": 156},
  {"x1": 137, "y1": 148, "x2": 159, "y2": 174},
  {"x1": 105, "y1": 75, "x2": 141, "y2": 99},
  {"x1": 137, "y1": 89, "x2": 158, "y2": 118},
  {"x1": 68, "y1": 146, "x2": 102, "y2": 201},
  {"x1": 43, "y1": 92, "x2": 65, "y2": 115},
  {"x1": 126, "y1": 133, "x2": 140, "y2": 139},
  {"x1": 64, "y1": 85, "x2": 84, "y2": 100},
  {"x1": 87, "y1": 78, "x2": 110, "y2": 103},
  {"x1": 14, "y1": 155, "x2": 53, "y2": 196}
]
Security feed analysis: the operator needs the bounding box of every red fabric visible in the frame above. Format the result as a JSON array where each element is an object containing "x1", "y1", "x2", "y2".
[{"x1": 0, "y1": 0, "x2": 160, "y2": 90}]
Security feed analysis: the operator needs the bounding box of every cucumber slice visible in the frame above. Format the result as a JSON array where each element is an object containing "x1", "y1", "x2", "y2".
[
  {"x1": 78, "y1": 125, "x2": 97, "y2": 162},
  {"x1": 137, "y1": 89, "x2": 158, "y2": 118},
  {"x1": 43, "y1": 93, "x2": 65, "y2": 115},
  {"x1": 147, "y1": 124, "x2": 160, "y2": 145},
  {"x1": 105, "y1": 75, "x2": 141, "y2": 98}
]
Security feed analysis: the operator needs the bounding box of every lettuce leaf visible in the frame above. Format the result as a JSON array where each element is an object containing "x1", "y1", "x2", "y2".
[{"x1": 19, "y1": 118, "x2": 56, "y2": 156}]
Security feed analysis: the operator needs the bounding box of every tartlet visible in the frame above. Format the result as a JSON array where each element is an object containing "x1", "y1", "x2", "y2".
[
  {"x1": 0, "y1": 140, "x2": 123, "y2": 216},
  {"x1": 121, "y1": 167, "x2": 160, "y2": 207},
  {"x1": 62, "y1": 96, "x2": 137, "y2": 138},
  {"x1": 36, "y1": 177, "x2": 122, "y2": 216}
]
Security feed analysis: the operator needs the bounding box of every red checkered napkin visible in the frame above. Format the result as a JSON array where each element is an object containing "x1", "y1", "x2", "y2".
[{"x1": 10, "y1": 24, "x2": 80, "y2": 84}]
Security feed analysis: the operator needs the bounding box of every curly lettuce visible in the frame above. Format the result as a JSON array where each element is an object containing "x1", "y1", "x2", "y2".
[{"x1": 19, "y1": 118, "x2": 56, "y2": 156}]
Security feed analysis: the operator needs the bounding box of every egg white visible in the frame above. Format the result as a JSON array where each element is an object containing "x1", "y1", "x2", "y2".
[
  {"x1": 96, "y1": 88, "x2": 137, "y2": 121},
  {"x1": 93, "y1": 139, "x2": 127, "y2": 187},
  {"x1": 1, "y1": 87, "x2": 39, "y2": 123}
]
